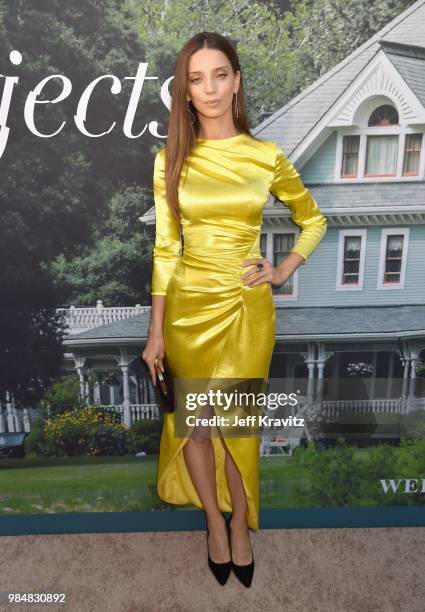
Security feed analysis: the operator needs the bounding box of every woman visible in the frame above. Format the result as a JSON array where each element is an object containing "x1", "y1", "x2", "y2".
[{"x1": 142, "y1": 31, "x2": 327, "y2": 587}]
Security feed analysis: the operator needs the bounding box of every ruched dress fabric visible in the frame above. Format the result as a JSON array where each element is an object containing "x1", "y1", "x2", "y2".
[{"x1": 150, "y1": 133, "x2": 327, "y2": 530}]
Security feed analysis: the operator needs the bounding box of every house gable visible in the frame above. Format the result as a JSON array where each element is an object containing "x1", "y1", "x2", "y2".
[
  {"x1": 327, "y1": 49, "x2": 425, "y2": 128},
  {"x1": 295, "y1": 48, "x2": 425, "y2": 171}
]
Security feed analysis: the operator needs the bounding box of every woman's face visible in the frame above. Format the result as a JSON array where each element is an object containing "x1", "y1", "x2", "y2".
[{"x1": 187, "y1": 48, "x2": 240, "y2": 121}]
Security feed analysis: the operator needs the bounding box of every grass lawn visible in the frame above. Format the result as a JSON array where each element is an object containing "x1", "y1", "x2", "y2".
[
  {"x1": 0, "y1": 447, "x2": 383, "y2": 515},
  {"x1": 0, "y1": 456, "x2": 166, "y2": 515}
]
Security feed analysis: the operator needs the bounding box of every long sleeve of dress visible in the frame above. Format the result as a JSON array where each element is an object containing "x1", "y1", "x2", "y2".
[
  {"x1": 150, "y1": 149, "x2": 182, "y2": 295},
  {"x1": 269, "y1": 146, "x2": 327, "y2": 264}
]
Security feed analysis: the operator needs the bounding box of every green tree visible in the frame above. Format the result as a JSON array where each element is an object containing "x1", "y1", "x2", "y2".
[
  {"x1": 0, "y1": 0, "x2": 155, "y2": 403},
  {"x1": 51, "y1": 186, "x2": 154, "y2": 305},
  {"x1": 128, "y1": 0, "x2": 298, "y2": 123},
  {"x1": 287, "y1": 0, "x2": 415, "y2": 90}
]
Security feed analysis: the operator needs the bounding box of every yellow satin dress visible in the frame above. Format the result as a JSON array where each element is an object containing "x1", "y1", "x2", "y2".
[{"x1": 150, "y1": 132, "x2": 327, "y2": 530}]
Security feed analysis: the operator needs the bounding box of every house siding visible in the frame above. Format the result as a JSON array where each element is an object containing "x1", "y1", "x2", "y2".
[
  {"x1": 275, "y1": 224, "x2": 425, "y2": 307},
  {"x1": 301, "y1": 131, "x2": 338, "y2": 183}
]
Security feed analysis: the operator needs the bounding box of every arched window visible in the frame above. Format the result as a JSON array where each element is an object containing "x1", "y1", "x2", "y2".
[
  {"x1": 365, "y1": 104, "x2": 399, "y2": 176},
  {"x1": 340, "y1": 102, "x2": 423, "y2": 179},
  {"x1": 368, "y1": 104, "x2": 399, "y2": 126}
]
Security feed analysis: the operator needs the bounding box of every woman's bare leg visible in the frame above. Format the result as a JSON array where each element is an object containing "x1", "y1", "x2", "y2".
[
  {"x1": 182, "y1": 403, "x2": 230, "y2": 563},
  {"x1": 217, "y1": 428, "x2": 253, "y2": 565}
]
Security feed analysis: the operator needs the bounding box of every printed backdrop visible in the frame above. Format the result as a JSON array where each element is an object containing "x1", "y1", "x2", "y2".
[{"x1": 0, "y1": 0, "x2": 424, "y2": 532}]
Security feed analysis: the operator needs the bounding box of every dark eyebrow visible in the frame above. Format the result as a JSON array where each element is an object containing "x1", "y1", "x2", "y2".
[{"x1": 188, "y1": 66, "x2": 230, "y2": 75}]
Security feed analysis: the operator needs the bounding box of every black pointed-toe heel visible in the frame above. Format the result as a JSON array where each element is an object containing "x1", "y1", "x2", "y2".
[
  {"x1": 226, "y1": 513, "x2": 255, "y2": 588},
  {"x1": 206, "y1": 517, "x2": 232, "y2": 585}
]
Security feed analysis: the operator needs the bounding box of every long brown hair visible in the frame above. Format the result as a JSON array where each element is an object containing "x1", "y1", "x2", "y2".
[{"x1": 164, "y1": 31, "x2": 257, "y2": 223}]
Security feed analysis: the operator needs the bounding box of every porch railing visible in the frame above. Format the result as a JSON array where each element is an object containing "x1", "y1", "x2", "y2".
[
  {"x1": 320, "y1": 398, "x2": 402, "y2": 415},
  {"x1": 57, "y1": 301, "x2": 151, "y2": 335}
]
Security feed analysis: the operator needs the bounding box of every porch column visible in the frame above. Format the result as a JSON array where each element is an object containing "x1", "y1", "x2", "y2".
[
  {"x1": 397, "y1": 341, "x2": 410, "y2": 413},
  {"x1": 118, "y1": 348, "x2": 131, "y2": 428},
  {"x1": 408, "y1": 349, "x2": 420, "y2": 410},
  {"x1": 307, "y1": 362, "x2": 315, "y2": 400},
  {"x1": 120, "y1": 365, "x2": 131, "y2": 427},
  {"x1": 75, "y1": 356, "x2": 89, "y2": 405},
  {"x1": 76, "y1": 367, "x2": 85, "y2": 400}
]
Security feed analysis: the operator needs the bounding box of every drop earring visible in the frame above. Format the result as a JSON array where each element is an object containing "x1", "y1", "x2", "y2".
[
  {"x1": 187, "y1": 101, "x2": 195, "y2": 125},
  {"x1": 233, "y1": 92, "x2": 239, "y2": 118}
]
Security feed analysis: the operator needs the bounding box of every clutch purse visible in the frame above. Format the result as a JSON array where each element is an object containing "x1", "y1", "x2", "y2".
[
  {"x1": 154, "y1": 358, "x2": 175, "y2": 413},
  {"x1": 140, "y1": 353, "x2": 175, "y2": 413}
]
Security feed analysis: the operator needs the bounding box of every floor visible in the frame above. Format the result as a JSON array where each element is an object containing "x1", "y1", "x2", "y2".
[{"x1": 1, "y1": 526, "x2": 424, "y2": 611}]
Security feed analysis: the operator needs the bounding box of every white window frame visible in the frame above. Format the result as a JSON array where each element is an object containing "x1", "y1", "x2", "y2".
[
  {"x1": 336, "y1": 229, "x2": 367, "y2": 291},
  {"x1": 334, "y1": 103, "x2": 425, "y2": 183},
  {"x1": 261, "y1": 230, "x2": 300, "y2": 301},
  {"x1": 377, "y1": 227, "x2": 409, "y2": 290}
]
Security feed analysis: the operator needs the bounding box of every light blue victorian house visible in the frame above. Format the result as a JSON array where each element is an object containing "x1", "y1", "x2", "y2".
[
  {"x1": 6, "y1": 1, "x2": 424, "y2": 436},
  {"x1": 252, "y1": 0, "x2": 425, "y2": 416}
]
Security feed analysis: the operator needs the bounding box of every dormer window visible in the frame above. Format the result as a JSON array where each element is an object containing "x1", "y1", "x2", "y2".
[
  {"x1": 365, "y1": 134, "x2": 398, "y2": 176},
  {"x1": 337, "y1": 101, "x2": 424, "y2": 181},
  {"x1": 403, "y1": 133, "x2": 423, "y2": 175},
  {"x1": 341, "y1": 136, "x2": 360, "y2": 177}
]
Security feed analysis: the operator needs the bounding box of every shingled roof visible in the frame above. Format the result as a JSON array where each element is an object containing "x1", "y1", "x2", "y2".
[
  {"x1": 63, "y1": 305, "x2": 425, "y2": 344},
  {"x1": 384, "y1": 42, "x2": 425, "y2": 107},
  {"x1": 265, "y1": 180, "x2": 425, "y2": 213}
]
